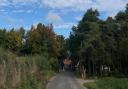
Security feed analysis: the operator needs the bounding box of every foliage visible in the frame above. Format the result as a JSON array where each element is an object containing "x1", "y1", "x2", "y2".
[
  {"x1": 68, "y1": 3, "x2": 128, "y2": 76},
  {"x1": 26, "y1": 23, "x2": 60, "y2": 57}
]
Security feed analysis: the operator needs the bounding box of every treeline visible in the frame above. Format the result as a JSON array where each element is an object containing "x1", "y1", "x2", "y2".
[
  {"x1": 0, "y1": 23, "x2": 66, "y2": 57},
  {"x1": 68, "y1": 4, "x2": 128, "y2": 76}
]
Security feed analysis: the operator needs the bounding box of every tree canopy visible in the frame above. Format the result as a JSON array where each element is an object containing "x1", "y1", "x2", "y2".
[{"x1": 68, "y1": 4, "x2": 128, "y2": 75}]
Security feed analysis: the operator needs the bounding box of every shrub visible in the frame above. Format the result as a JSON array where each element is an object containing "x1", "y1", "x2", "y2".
[{"x1": 0, "y1": 48, "x2": 57, "y2": 89}]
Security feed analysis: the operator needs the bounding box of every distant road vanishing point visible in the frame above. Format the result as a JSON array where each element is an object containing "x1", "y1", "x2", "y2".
[{"x1": 46, "y1": 72, "x2": 87, "y2": 89}]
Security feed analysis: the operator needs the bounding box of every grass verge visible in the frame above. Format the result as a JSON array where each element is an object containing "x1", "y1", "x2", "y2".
[{"x1": 84, "y1": 77, "x2": 128, "y2": 89}]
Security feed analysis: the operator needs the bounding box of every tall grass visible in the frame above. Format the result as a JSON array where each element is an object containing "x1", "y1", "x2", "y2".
[
  {"x1": 0, "y1": 48, "x2": 57, "y2": 89},
  {"x1": 84, "y1": 77, "x2": 128, "y2": 89}
]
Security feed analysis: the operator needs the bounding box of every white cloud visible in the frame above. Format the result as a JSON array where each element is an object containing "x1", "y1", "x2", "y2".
[
  {"x1": 12, "y1": 9, "x2": 33, "y2": 13},
  {"x1": 75, "y1": 16, "x2": 82, "y2": 21},
  {"x1": 0, "y1": 0, "x2": 38, "y2": 6},
  {"x1": 0, "y1": 0, "x2": 35, "y2": 14},
  {"x1": 54, "y1": 22, "x2": 77, "y2": 29},
  {"x1": 46, "y1": 11, "x2": 77, "y2": 29},
  {"x1": 0, "y1": 0, "x2": 128, "y2": 16},
  {"x1": 6, "y1": 17, "x2": 17, "y2": 23},
  {"x1": 46, "y1": 11, "x2": 63, "y2": 24},
  {"x1": 42, "y1": 0, "x2": 128, "y2": 11},
  {"x1": 42, "y1": 0, "x2": 128, "y2": 17},
  {"x1": 5, "y1": 16, "x2": 24, "y2": 24},
  {"x1": 0, "y1": 0, "x2": 127, "y2": 11},
  {"x1": 0, "y1": 0, "x2": 128, "y2": 25},
  {"x1": 42, "y1": 0, "x2": 92, "y2": 9},
  {"x1": 0, "y1": 9, "x2": 6, "y2": 12},
  {"x1": 93, "y1": 0, "x2": 128, "y2": 17},
  {"x1": 0, "y1": 0, "x2": 10, "y2": 6}
]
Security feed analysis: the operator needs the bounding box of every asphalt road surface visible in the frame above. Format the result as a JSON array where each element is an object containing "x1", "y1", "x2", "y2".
[{"x1": 46, "y1": 72, "x2": 87, "y2": 89}]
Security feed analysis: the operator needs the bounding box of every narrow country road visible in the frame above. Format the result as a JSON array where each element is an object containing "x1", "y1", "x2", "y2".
[{"x1": 46, "y1": 72, "x2": 87, "y2": 89}]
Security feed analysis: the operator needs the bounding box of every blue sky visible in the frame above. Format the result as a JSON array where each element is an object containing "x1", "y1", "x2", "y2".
[{"x1": 0, "y1": 0, "x2": 128, "y2": 38}]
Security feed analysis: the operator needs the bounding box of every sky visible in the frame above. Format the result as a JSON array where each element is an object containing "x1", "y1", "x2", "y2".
[{"x1": 0, "y1": 0, "x2": 128, "y2": 38}]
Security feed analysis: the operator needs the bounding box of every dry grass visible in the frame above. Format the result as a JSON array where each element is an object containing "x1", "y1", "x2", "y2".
[{"x1": 0, "y1": 48, "x2": 55, "y2": 89}]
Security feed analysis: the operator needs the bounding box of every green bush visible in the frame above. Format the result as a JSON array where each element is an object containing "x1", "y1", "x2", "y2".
[{"x1": 49, "y1": 57, "x2": 59, "y2": 72}]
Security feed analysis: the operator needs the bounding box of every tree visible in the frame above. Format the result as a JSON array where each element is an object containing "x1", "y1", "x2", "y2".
[
  {"x1": 115, "y1": 11, "x2": 127, "y2": 21},
  {"x1": 6, "y1": 29, "x2": 22, "y2": 52},
  {"x1": 69, "y1": 4, "x2": 128, "y2": 76},
  {"x1": 26, "y1": 23, "x2": 60, "y2": 57},
  {"x1": 81, "y1": 8, "x2": 99, "y2": 22},
  {"x1": 125, "y1": 3, "x2": 128, "y2": 14},
  {"x1": 0, "y1": 29, "x2": 7, "y2": 47},
  {"x1": 68, "y1": 9, "x2": 101, "y2": 75}
]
